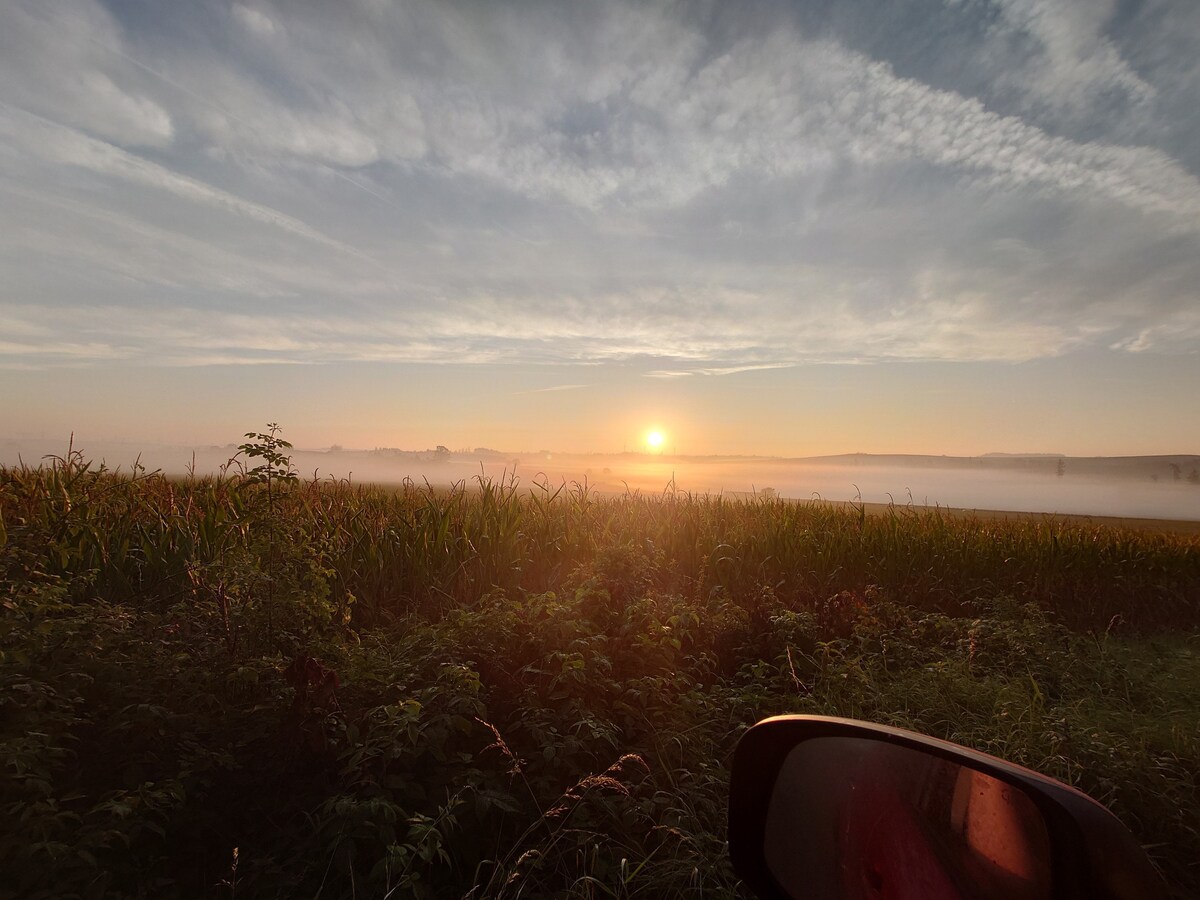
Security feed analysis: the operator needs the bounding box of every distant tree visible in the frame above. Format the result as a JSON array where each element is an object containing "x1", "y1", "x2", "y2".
[
  {"x1": 435, "y1": 445, "x2": 450, "y2": 457},
  {"x1": 1189, "y1": 468, "x2": 1200, "y2": 485},
  {"x1": 1056, "y1": 458, "x2": 1066, "y2": 478},
  {"x1": 759, "y1": 486, "x2": 778, "y2": 500},
  {"x1": 1170, "y1": 463, "x2": 1182, "y2": 482}
]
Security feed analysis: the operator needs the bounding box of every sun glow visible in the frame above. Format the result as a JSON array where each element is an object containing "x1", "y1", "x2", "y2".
[{"x1": 646, "y1": 429, "x2": 665, "y2": 450}]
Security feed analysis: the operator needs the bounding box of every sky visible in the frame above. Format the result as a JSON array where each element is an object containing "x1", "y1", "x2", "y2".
[{"x1": 1, "y1": 0, "x2": 1198, "y2": 457}]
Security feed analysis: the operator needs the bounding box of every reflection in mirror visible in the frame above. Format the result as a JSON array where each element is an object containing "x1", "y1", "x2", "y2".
[{"x1": 764, "y1": 737, "x2": 1052, "y2": 900}]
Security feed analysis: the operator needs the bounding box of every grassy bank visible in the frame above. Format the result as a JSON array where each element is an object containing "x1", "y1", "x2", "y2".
[{"x1": 2, "y1": 452, "x2": 1197, "y2": 897}]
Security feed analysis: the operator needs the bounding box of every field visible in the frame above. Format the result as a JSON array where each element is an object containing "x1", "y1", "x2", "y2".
[{"x1": 2, "y1": 446, "x2": 1198, "y2": 898}]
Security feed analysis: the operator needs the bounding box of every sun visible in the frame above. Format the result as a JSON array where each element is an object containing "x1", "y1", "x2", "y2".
[{"x1": 646, "y1": 429, "x2": 665, "y2": 450}]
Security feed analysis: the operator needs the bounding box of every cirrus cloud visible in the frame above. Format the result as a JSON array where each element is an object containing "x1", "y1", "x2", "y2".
[{"x1": 0, "y1": 0, "x2": 1197, "y2": 374}]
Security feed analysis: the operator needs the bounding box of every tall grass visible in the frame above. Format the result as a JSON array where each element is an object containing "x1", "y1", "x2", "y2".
[
  {"x1": 3, "y1": 450, "x2": 1196, "y2": 631},
  {"x1": 1, "y1": 451, "x2": 1197, "y2": 897}
]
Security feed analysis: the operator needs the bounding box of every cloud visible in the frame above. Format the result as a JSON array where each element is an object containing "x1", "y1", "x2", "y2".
[
  {"x1": 1109, "y1": 308, "x2": 1200, "y2": 354},
  {"x1": 24, "y1": 0, "x2": 1189, "y2": 218},
  {"x1": 515, "y1": 384, "x2": 590, "y2": 394},
  {"x1": 644, "y1": 364, "x2": 795, "y2": 378},
  {"x1": 231, "y1": 3, "x2": 277, "y2": 38},
  {"x1": 0, "y1": 0, "x2": 1198, "y2": 374},
  {"x1": 986, "y1": 0, "x2": 1156, "y2": 120},
  {"x1": 0, "y1": 105, "x2": 378, "y2": 270},
  {"x1": 0, "y1": 1, "x2": 174, "y2": 147},
  {"x1": 697, "y1": 364, "x2": 796, "y2": 376}
]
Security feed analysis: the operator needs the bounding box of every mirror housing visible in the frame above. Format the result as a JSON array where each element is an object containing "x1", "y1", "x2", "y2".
[{"x1": 729, "y1": 716, "x2": 1167, "y2": 900}]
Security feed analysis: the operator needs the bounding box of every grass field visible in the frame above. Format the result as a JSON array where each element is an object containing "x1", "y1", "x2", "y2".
[
  {"x1": 1, "y1": 447, "x2": 1197, "y2": 898},
  {"x1": 845, "y1": 499, "x2": 1200, "y2": 536}
]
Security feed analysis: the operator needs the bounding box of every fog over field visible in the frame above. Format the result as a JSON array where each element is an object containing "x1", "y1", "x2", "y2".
[{"x1": 4, "y1": 437, "x2": 1197, "y2": 523}]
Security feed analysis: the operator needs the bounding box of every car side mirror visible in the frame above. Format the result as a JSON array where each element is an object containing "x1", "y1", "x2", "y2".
[{"x1": 729, "y1": 716, "x2": 1167, "y2": 900}]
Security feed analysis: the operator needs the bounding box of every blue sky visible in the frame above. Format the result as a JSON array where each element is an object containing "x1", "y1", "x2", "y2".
[{"x1": 1, "y1": 0, "x2": 1198, "y2": 455}]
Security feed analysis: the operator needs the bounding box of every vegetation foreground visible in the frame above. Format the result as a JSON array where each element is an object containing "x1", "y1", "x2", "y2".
[{"x1": 1, "y1": 442, "x2": 1198, "y2": 898}]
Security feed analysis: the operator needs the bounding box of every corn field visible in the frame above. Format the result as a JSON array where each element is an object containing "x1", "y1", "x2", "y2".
[{"x1": 1, "y1": 446, "x2": 1197, "y2": 897}]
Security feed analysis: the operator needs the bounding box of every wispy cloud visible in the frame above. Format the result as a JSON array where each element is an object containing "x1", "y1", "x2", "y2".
[
  {"x1": 986, "y1": 0, "x2": 1156, "y2": 121},
  {"x1": 644, "y1": 364, "x2": 795, "y2": 379},
  {"x1": 0, "y1": 105, "x2": 370, "y2": 258},
  {"x1": 696, "y1": 364, "x2": 796, "y2": 376},
  {"x1": 1, "y1": 0, "x2": 1198, "y2": 374},
  {"x1": 515, "y1": 384, "x2": 590, "y2": 394}
]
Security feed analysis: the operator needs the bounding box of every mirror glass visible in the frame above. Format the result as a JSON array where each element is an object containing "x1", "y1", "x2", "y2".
[{"x1": 764, "y1": 737, "x2": 1052, "y2": 900}]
